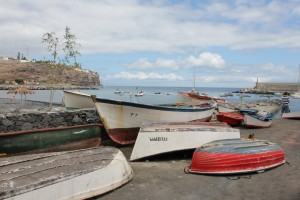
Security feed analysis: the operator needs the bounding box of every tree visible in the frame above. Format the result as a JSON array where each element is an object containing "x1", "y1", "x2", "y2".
[
  {"x1": 42, "y1": 32, "x2": 60, "y2": 63},
  {"x1": 63, "y1": 26, "x2": 81, "y2": 66}
]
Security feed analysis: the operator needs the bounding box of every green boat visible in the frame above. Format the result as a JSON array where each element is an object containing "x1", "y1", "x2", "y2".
[{"x1": 0, "y1": 124, "x2": 102, "y2": 156}]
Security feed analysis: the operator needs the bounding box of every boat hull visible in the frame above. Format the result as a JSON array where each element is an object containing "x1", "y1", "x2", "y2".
[
  {"x1": 0, "y1": 147, "x2": 133, "y2": 200},
  {"x1": 282, "y1": 111, "x2": 300, "y2": 119},
  {"x1": 189, "y1": 139, "x2": 285, "y2": 174},
  {"x1": 0, "y1": 124, "x2": 102, "y2": 156},
  {"x1": 216, "y1": 113, "x2": 244, "y2": 127},
  {"x1": 92, "y1": 97, "x2": 216, "y2": 145},
  {"x1": 130, "y1": 122, "x2": 240, "y2": 161},
  {"x1": 63, "y1": 91, "x2": 95, "y2": 109},
  {"x1": 243, "y1": 114, "x2": 272, "y2": 128},
  {"x1": 178, "y1": 92, "x2": 226, "y2": 104}
]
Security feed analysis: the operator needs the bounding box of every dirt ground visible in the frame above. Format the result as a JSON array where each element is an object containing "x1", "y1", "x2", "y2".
[{"x1": 98, "y1": 118, "x2": 300, "y2": 200}]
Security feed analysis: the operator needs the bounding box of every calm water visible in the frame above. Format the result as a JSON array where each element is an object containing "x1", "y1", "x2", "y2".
[{"x1": 1, "y1": 86, "x2": 299, "y2": 112}]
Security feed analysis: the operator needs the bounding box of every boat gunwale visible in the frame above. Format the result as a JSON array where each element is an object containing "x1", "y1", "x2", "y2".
[{"x1": 94, "y1": 97, "x2": 215, "y2": 112}]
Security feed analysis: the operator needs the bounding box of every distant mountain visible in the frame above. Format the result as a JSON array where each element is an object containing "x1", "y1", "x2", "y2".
[{"x1": 0, "y1": 59, "x2": 101, "y2": 87}]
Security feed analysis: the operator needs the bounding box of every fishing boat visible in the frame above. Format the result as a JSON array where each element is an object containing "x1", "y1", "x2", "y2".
[
  {"x1": 0, "y1": 147, "x2": 133, "y2": 200},
  {"x1": 91, "y1": 96, "x2": 217, "y2": 145},
  {"x1": 130, "y1": 122, "x2": 240, "y2": 161},
  {"x1": 178, "y1": 90, "x2": 226, "y2": 104},
  {"x1": 135, "y1": 90, "x2": 145, "y2": 97},
  {"x1": 216, "y1": 112, "x2": 244, "y2": 127},
  {"x1": 114, "y1": 88, "x2": 121, "y2": 94},
  {"x1": 217, "y1": 103, "x2": 237, "y2": 113},
  {"x1": 238, "y1": 108, "x2": 258, "y2": 115},
  {"x1": 188, "y1": 138, "x2": 285, "y2": 175},
  {"x1": 282, "y1": 110, "x2": 300, "y2": 119},
  {"x1": 0, "y1": 124, "x2": 102, "y2": 156},
  {"x1": 243, "y1": 112, "x2": 272, "y2": 128},
  {"x1": 63, "y1": 90, "x2": 95, "y2": 109}
]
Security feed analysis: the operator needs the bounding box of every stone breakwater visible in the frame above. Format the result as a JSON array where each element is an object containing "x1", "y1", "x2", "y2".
[{"x1": 0, "y1": 108, "x2": 101, "y2": 133}]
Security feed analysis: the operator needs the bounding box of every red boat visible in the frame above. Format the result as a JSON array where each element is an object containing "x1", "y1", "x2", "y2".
[
  {"x1": 189, "y1": 138, "x2": 285, "y2": 175},
  {"x1": 216, "y1": 112, "x2": 244, "y2": 127}
]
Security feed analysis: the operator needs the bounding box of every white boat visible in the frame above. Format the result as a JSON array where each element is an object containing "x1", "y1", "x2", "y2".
[
  {"x1": 135, "y1": 90, "x2": 145, "y2": 97},
  {"x1": 291, "y1": 92, "x2": 300, "y2": 99},
  {"x1": 282, "y1": 110, "x2": 300, "y2": 119},
  {"x1": 91, "y1": 96, "x2": 217, "y2": 145},
  {"x1": 217, "y1": 104, "x2": 236, "y2": 113},
  {"x1": 0, "y1": 147, "x2": 133, "y2": 200},
  {"x1": 243, "y1": 113, "x2": 272, "y2": 128},
  {"x1": 63, "y1": 90, "x2": 95, "y2": 109},
  {"x1": 130, "y1": 121, "x2": 240, "y2": 161},
  {"x1": 114, "y1": 89, "x2": 121, "y2": 94}
]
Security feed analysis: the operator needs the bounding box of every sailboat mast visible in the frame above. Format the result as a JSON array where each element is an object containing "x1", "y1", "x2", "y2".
[
  {"x1": 193, "y1": 66, "x2": 196, "y2": 89},
  {"x1": 298, "y1": 64, "x2": 300, "y2": 92}
]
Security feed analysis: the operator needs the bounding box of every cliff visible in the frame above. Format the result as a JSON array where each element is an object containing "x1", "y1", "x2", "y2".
[{"x1": 0, "y1": 59, "x2": 101, "y2": 88}]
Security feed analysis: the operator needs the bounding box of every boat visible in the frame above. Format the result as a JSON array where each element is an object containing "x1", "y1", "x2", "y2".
[
  {"x1": 282, "y1": 110, "x2": 300, "y2": 119},
  {"x1": 188, "y1": 138, "x2": 285, "y2": 175},
  {"x1": 178, "y1": 90, "x2": 226, "y2": 104},
  {"x1": 114, "y1": 88, "x2": 121, "y2": 94},
  {"x1": 238, "y1": 108, "x2": 258, "y2": 115},
  {"x1": 135, "y1": 90, "x2": 145, "y2": 97},
  {"x1": 0, "y1": 124, "x2": 102, "y2": 156},
  {"x1": 216, "y1": 112, "x2": 244, "y2": 127},
  {"x1": 91, "y1": 96, "x2": 217, "y2": 145},
  {"x1": 243, "y1": 112, "x2": 272, "y2": 128},
  {"x1": 63, "y1": 90, "x2": 95, "y2": 109},
  {"x1": 0, "y1": 147, "x2": 133, "y2": 199},
  {"x1": 130, "y1": 121, "x2": 240, "y2": 161},
  {"x1": 217, "y1": 103, "x2": 237, "y2": 113}
]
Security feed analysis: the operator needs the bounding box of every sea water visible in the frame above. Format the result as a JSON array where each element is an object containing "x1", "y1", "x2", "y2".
[{"x1": 1, "y1": 86, "x2": 299, "y2": 113}]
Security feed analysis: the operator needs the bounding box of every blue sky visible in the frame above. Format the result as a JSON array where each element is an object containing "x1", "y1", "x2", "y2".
[{"x1": 1, "y1": 0, "x2": 300, "y2": 88}]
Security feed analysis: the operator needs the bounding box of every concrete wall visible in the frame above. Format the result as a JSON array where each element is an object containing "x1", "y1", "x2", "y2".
[
  {"x1": 255, "y1": 82, "x2": 299, "y2": 93},
  {"x1": 0, "y1": 109, "x2": 101, "y2": 133}
]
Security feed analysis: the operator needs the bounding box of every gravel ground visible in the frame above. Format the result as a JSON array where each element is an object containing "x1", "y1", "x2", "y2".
[{"x1": 99, "y1": 118, "x2": 300, "y2": 200}]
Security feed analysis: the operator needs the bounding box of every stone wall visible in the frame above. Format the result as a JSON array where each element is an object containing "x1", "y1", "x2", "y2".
[{"x1": 0, "y1": 108, "x2": 101, "y2": 133}]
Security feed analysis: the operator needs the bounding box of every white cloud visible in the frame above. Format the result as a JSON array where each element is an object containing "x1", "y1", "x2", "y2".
[
  {"x1": 126, "y1": 52, "x2": 225, "y2": 70},
  {"x1": 1, "y1": 0, "x2": 300, "y2": 57},
  {"x1": 107, "y1": 71, "x2": 183, "y2": 81}
]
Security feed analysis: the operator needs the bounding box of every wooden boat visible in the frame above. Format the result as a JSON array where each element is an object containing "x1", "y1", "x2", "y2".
[
  {"x1": 282, "y1": 110, "x2": 300, "y2": 119},
  {"x1": 0, "y1": 147, "x2": 133, "y2": 200},
  {"x1": 63, "y1": 90, "x2": 95, "y2": 109},
  {"x1": 243, "y1": 113, "x2": 272, "y2": 128},
  {"x1": 130, "y1": 122, "x2": 240, "y2": 161},
  {"x1": 216, "y1": 112, "x2": 244, "y2": 127},
  {"x1": 189, "y1": 138, "x2": 285, "y2": 174},
  {"x1": 178, "y1": 90, "x2": 226, "y2": 104},
  {"x1": 91, "y1": 96, "x2": 217, "y2": 145},
  {"x1": 238, "y1": 108, "x2": 258, "y2": 115},
  {"x1": 0, "y1": 124, "x2": 102, "y2": 156},
  {"x1": 217, "y1": 104, "x2": 237, "y2": 113}
]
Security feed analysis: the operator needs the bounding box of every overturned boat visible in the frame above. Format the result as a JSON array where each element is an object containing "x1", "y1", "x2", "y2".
[
  {"x1": 130, "y1": 122, "x2": 240, "y2": 161},
  {"x1": 0, "y1": 124, "x2": 102, "y2": 156},
  {"x1": 0, "y1": 147, "x2": 133, "y2": 200},
  {"x1": 189, "y1": 138, "x2": 285, "y2": 175},
  {"x1": 91, "y1": 96, "x2": 217, "y2": 145}
]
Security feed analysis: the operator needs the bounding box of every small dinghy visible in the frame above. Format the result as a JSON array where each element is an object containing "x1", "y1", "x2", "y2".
[
  {"x1": 282, "y1": 110, "x2": 300, "y2": 119},
  {"x1": 0, "y1": 147, "x2": 133, "y2": 200},
  {"x1": 216, "y1": 112, "x2": 244, "y2": 127},
  {"x1": 130, "y1": 122, "x2": 240, "y2": 161},
  {"x1": 189, "y1": 138, "x2": 285, "y2": 175},
  {"x1": 243, "y1": 112, "x2": 272, "y2": 128}
]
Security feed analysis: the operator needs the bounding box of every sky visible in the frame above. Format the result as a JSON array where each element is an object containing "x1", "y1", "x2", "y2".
[{"x1": 1, "y1": 0, "x2": 300, "y2": 88}]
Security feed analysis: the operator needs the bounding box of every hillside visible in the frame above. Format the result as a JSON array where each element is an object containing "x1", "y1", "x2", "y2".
[{"x1": 0, "y1": 59, "x2": 101, "y2": 87}]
